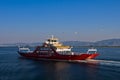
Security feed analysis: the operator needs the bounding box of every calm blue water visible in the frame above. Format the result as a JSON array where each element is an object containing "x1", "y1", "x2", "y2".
[{"x1": 0, "y1": 47, "x2": 120, "y2": 80}]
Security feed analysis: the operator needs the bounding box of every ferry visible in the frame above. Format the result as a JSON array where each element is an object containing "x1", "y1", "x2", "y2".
[{"x1": 18, "y1": 36, "x2": 99, "y2": 61}]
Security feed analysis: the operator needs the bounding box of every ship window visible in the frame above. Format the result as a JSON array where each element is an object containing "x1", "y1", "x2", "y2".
[
  {"x1": 57, "y1": 51, "x2": 72, "y2": 55},
  {"x1": 52, "y1": 40, "x2": 57, "y2": 42},
  {"x1": 88, "y1": 51, "x2": 96, "y2": 54}
]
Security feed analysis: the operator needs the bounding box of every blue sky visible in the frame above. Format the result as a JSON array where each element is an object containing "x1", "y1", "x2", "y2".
[{"x1": 0, "y1": 0, "x2": 120, "y2": 44}]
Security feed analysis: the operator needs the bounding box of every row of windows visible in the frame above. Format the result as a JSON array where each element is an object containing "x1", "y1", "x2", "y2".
[
  {"x1": 48, "y1": 40, "x2": 57, "y2": 42},
  {"x1": 57, "y1": 51, "x2": 73, "y2": 55}
]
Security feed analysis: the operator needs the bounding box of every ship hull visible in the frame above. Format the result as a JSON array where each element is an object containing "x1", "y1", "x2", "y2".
[{"x1": 18, "y1": 52, "x2": 99, "y2": 61}]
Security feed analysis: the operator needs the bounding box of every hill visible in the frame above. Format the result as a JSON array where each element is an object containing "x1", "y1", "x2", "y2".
[
  {"x1": 63, "y1": 39, "x2": 120, "y2": 46},
  {"x1": 0, "y1": 39, "x2": 120, "y2": 47}
]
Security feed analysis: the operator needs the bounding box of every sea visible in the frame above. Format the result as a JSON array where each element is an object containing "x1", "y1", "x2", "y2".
[{"x1": 0, "y1": 47, "x2": 120, "y2": 80}]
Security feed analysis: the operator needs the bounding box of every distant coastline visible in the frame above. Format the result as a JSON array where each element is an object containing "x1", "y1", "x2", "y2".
[
  {"x1": 0, "y1": 38, "x2": 120, "y2": 47},
  {"x1": 0, "y1": 45, "x2": 120, "y2": 48},
  {"x1": 72, "y1": 46, "x2": 120, "y2": 48}
]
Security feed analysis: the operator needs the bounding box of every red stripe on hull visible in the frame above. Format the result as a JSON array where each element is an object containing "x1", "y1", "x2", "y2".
[
  {"x1": 18, "y1": 52, "x2": 99, "y2": 60},
  {"x1": 87, "y1": 53, "x2": 99, "y2": 59}
]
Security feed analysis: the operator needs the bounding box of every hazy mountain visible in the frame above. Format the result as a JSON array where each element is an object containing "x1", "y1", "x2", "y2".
[
  {"x1": 63, "y1": 39, "x2": 120, "y2": 46},
  {"x1": 0, "y1": 39, "x2": 120, "y2": 47},
  {"x1": 94, "y1": 39, "x2": 120, "y2": 46}
]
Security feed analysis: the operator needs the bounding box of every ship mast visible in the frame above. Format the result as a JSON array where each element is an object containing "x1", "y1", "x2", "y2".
[{"x1": 52, "y1": 35, "x2": 54, "y2": 39}]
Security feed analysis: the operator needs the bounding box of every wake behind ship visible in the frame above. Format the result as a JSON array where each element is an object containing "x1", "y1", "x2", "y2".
[{"x1": 18, "y1": 36, "x2": 99, "y2": 61}]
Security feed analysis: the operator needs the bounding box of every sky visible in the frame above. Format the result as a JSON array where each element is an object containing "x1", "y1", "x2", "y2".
[{"x1": 0, "y1": 0, "x2": 120, "y2": 44}]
